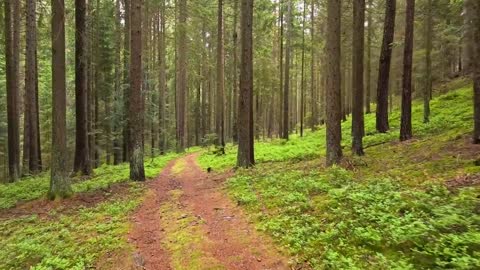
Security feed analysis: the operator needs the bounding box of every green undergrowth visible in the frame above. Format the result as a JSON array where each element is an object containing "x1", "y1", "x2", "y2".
[
  {"x1": 0, "y1": 152, "x2": 179, "y2": 209},
  {"x1": 220, "y1": 83, "x2": 480, "y2": 269},
  {"x1": 228, "y1": 165, "x2": 480, "y2": 269},
  {"x1": 0, "y1": 183, "x2": 145, "y2": 270},
  {"x1": 199, "y1": 81, "x2": 473, "y2": 171}
]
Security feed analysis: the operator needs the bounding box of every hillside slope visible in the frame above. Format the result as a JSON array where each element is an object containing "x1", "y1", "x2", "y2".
[{"x1": 201, "y1": 83, "x2": 480, "y2": 269}]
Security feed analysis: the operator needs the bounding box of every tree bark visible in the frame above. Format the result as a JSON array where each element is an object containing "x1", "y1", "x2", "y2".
[
  {"x1": 424, "y1": 0, "x2": 432, "y2": 123},
  {"x1": 123, "y1": 0, "x2": 131, "y2": 162},
  {"x1": 158, "y1": 0, "x2": 167, "y2": 154},
  {"x1": 176, "y1": 0, "x2": 187, "y2": 152},
  {"x1": 400, "y1": 0, "x2": 415, "y2": 141},
  {"x1": 365, "y1": 0, "x2": 372, "y2": 114},
  {"x1": 300, "y1": 0, "x2": 306, "y2": 137},
  {"x1": 310, "y1": 0, "x2": 317, "y2": 131},
  {"x1": 25, "y1": 0, "x2": 41, "y2": 174},
  {"x1": 375, "y1": 0, "x2": 396, "y2": 133},
  {"x1": 465, "y1": 0, "x2": 480, "y2": 143},
  {"x1": 113, "y1": 0, "x2": 122, "y2": 165},
  {"x1": 282, "y1": 0, "x2": 292, "y2": 140},
  {"x1": 232, "y1": 0, "x2": 239, "y2": 143},
  {"x1": 237, "y1": 0, "x2": 255, "y2": 168},
  {"x1": 74, "y1": 0, "x2": 92, "y2": 175},
  {"x1": 5, "y1": 0, "x2": 20, "y2": 182},
  {"x1": 325, "y1": 0, "x2": 342, "y2": 166},
  {"x1": 49, "y1": 0, "x2": 72, "y2": 199},
  {"x1": 129, "y1": 0, "x2": 145, "y2": 181},
  {"x1": 216, "y1": 0, "x2": 226, "y2": 152},
  {"x1": 352, "y1": 0, "x2": 365, "y2": 155}
]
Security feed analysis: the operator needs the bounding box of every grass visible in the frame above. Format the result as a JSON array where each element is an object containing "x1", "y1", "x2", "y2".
[
  {"x1": 0, "y1": 183, "x2": 145, "y2": 270},
  {"x1": 200, "y1": 81, "x2": 480, "y2": 269},
  {"x1": 0, "y1": 152, "x2": 179, "y2": 209}
]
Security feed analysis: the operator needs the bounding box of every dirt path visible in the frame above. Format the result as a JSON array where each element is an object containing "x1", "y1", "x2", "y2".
[{"x1": 127, "y1": 154, "x2": 289, "y2": 270}]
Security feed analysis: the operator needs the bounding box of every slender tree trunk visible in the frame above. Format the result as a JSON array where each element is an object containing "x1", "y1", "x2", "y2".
[
  {"x1": 176, "y1": 0, "x2": 187, "y2": 152},
  {"x1": 74, "y1": 0, "x2": 91, "y2": 175},
  {"x1": 5, "y1": 0, "x2": 20, "y2": 182},
  {"x1": 400, "y1": 0, "x2": 415, "y2": 141},
  {"x1": 282, "y1": 0, "x2": 292, "y2": 140},
  {"x1": 158, "y1": 1, "x2": 167, "y2": 154},
  {"x1": 129, "y1": 0, "x2": 145, "y2": 181},
  {"x1": 113, "y1": 0, "x2": 122, "y2": 165},
  {"x1": 310, "y1": 0, "x2": 317, "y2": 131},
  {"x1": 300, "y1": 0, "x2": 306, "y2": 137},
  {"x1": 376, "y1": 0, "x2": 396, "y2": 133},
  {"x1": 216, "y1": 0, "x2": 226, "y2": 152},
  {"x1": 424, "y1": 0, "x2": 432, "y2": 123},
  {"x1": 237, "y1": 0, "x2": 255, "y2": 168},
  {"x1": 326, "y1": 0, "x2": 342, "y2": 166},
  {"x1": 464, "y1": 0, "x2": 480, "y2": 143},
  {"x1": 26, "y1": 0, "x2": 40, "y2": 174},
  {"x1": 365, "y1": 0, "x2": 372, "y2": 114},
  {"x1": 123, "y1": 0, "x2": 131, "y2": 162},
  {"x1": 352, "y1": 0, "x2": 365, "y2": 155},
  {"x1": 232, "y1": 0, "x2": 239, "y2": 143},
  {"x1": 49, "y1": 0, "x2": 72, "y2": 199},
  {"x1": 278, "y1": 0, "x2": 284, "y2": 137}
]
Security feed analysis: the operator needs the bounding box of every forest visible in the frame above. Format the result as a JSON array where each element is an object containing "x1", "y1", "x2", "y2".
[{"x1": 0, "y1": 0, "x2": 479, "y2": 269}]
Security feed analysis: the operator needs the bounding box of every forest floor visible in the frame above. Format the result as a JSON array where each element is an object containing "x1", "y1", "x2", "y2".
[
  {"x1": 108, "y1": 154, "x2": 289, "y2": 270},
  {"x1": 0, "y1": 78, "x2": 479, "y2": 270}
]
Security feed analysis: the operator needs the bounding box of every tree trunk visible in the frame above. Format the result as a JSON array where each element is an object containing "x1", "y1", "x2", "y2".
[
  {"x1": 375, "y1": 0, "x2": 396, "y2": 133},
  {"x1": 232, "y1": 0, "x2": 239, "y2": 143},
  {"x1": 352, "y1": 0, "x2": 365, "y2": 155},
  {"x1": 465, "y1": 0, "x2": 480, "y2": 143},
  {"x1": 5, "y1": 0, "x2": 20, "y2": 182},
  {"x1": 123, "y1": 0, "x2": 131, "y2": 162},
  {"x1": 278, "y1": 0, "x2": 284, "y2": 137},
  {"x1": 282, "y1": 0, "x2": 292, "y2": 140},
  {"x1": 216, "y1": 0, "x2": 226, "y2": 152},
  {"x1": 74, "y1": 0, "x2": 92, "y2": 175},
  {"x1": 25, "y1": 0, "x2": 40, "y2": 174},
  {"x1": 49, "y1": 0, "x2": 72, "y2": 199},
  {"x1": 325, "y1": 0, "x2": 342, "y2": 166},
  {"x1": 300, "y1": 0, "x2": 306, "y2": 137},
  {"x1": 400, "y1": 0, "x2": 415, "y2": 141},
  {"x1": 129, "y1": 0, "x2": 145, "y2": 181},
  {"x1": 176, "y1": 0, "x2": 187, "y2": 152},
  {"x1": 424, "y1": 0, "x2": 432, "y2": 123},
  {"x1": 365, "y1": 0, "x2": 372, "y2": 114},
  {"x1": 158, "y1": 1, "x2": 167, "y2": 154},
  {"x1": 237, "y1": 0, "x2": 255, "y2": 168},
  {"x1": 310, "y1": 0, "x2": 317, "y2": 131},
  {"x1": 113, "y1": 0, "x2": 122, "y2": 165}
]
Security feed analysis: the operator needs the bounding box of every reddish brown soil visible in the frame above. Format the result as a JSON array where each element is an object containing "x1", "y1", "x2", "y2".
[
  {"x1": 176, "y1": 154, "x2": 289, "y2": 270},
  {"x1": 127, "y1": 159, "x2": 178, "y2": 270},
  {"x1": 0, "y1": 182, "x2": 131, "y2": 221},
  {"x1": 127, "y1": 154, "x2": 289, "y2": 270}
]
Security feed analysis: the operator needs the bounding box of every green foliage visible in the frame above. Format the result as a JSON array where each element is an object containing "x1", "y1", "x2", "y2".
[
  {"x1": 221, "y1": 85, "x2": 480, "y2": 269},
  {"x1": 0, "y1": 184, "x2": 144, "y2": 270},
  {"x1": 227, "y1": 164, "x2": 480, "y2": 269},
  {"x1": 0, "y1": 153, "x2": 178, "y2": 209}
]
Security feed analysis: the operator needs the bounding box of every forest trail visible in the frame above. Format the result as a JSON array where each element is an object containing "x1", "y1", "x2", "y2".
[{"x1": 127, "y1": 154, "x2": 289, "y2": 270}]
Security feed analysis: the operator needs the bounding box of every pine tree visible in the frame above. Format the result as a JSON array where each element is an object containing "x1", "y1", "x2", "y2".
[{"x1": 49, "y1": 0, "x2": 72, "y2": 199}]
